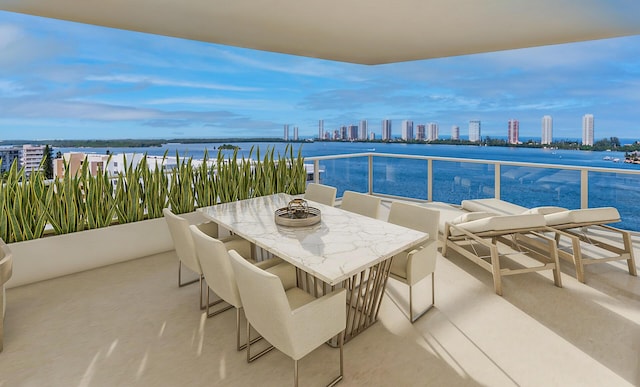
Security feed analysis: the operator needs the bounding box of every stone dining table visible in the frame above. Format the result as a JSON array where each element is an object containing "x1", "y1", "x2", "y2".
[{"x1": 199, "y1": 193, "x2": 429, "y2": 343}]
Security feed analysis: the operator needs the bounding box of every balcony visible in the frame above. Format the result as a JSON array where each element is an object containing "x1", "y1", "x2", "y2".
[{"x1": 1, "y1": 195, "x2": 639, "y2": 386}]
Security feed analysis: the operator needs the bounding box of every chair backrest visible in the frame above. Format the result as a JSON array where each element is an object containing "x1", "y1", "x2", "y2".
[
  {"x1": 163, "y1": 208, "x2": 201, "y2": 274},
  {"x1": 304, "y1": 183, "x2": 337, "y2": 206},
  {"x1": 340, "y1": 190, "x2": 381, "y2": 219},
  {"x1": 189, "y1": 225, "x2": 242, "y2": 308},
  {"x1": 388, "y1": 202, "x2": 439, "y2": 244},
  {"x1": 228, "y1": 250, "x2": 294, "y2": 353}
]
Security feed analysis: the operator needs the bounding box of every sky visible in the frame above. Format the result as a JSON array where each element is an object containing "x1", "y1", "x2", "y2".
[{"x1": 1, "y1": 10, "x2": 640, "y2": 142}]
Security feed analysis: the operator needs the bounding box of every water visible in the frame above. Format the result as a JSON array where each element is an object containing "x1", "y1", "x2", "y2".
[{"x1": 54, "y1": 141, "x2": 640, "y2": 231}]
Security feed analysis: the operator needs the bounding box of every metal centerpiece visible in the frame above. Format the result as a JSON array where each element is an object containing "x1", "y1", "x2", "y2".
[{"x1": 275, "y1": 198, "x2": 321, "y2": 227}]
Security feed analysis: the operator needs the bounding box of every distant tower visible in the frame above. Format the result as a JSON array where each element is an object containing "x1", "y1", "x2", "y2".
[
  {"x1": 293, "y1": 126, "x2": 299, "y2": 141},
  {"x1": 369, "y1": 132, "x2": 375, "y2": 141},
  {"x1": 401, "y1": 120, "x2": 414, "y2": 141},
  {"x1": 348, "y1": 124, "x2": 358, "y2": 140},
  {"x1": 318, "y1": 120, "x2": 324, "y2": 140},
  {"x1": 416, "y1": 125, "x2": 426, "y2": 141},
  {"x1": 508, "y1": 119, "x2": 519, "y2": 144},
  {"x1": 340, "y1": 125, "x2": 348, "y2": 140},
  {"x1": 427, "y1": 122, "x2": 439, "y2": 141},
  {"x1": 283, "y1": 124, "x2": 289, "y2": 141},
  {"x1": 359, "y1": 120, "x2": 368, "y2": 140},
  {"x1": 382, "y1": 119, "x2": 392, "y2": 141},
  {"x1": 541, "y1": 115, "x2": 553, "y2": 145},
  {"x1": 451, "y1": 125, "x2": 460, "y2": 140},
  {"x1": 582, "y1": 114, "x2": 594, "y2": 146},
  {"x1": 469, "y1": 120, "x2": 481, "y2": 142}
]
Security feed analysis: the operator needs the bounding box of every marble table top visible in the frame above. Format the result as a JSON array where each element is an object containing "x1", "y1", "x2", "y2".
[{"x1": 199, "y1": 193, "x2": 429, "y2": 285}]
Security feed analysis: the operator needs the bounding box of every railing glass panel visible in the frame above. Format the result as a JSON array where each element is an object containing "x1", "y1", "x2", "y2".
[
  {"x1": 317, "y1": 157, "x2": 368, "y2": 197},
  {"x1": 589, "y1": 171, "x2": 640, "y2": 231},
  {"x1": 372, "y1": 156, "x2": 428, "y2": 200},
  {"x1": 500, "y1": 165, "x2": 580, "y2": 209},
  {"x1": 432, "y1": 160, "x2": 495, "y2": 204}
]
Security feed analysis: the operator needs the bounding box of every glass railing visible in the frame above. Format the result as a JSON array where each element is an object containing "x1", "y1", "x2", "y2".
[{"x1": 307, "y1": 152, "x2": 640, "y2": 232}]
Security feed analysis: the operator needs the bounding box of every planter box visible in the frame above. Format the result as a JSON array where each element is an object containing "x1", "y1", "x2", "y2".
[{"x1": 6, "y1": 217, "x2": 174, "y2": 289}]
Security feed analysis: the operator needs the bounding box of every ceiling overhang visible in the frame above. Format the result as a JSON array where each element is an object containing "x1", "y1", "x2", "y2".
[{"x1": 1, "y1": 0, "x2": 639, "y2": 64}]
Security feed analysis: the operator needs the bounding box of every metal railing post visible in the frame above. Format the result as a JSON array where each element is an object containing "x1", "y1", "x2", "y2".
[
  {"x1": 581, "y1": 169, "x2": 588, "y2": 209},
  {"x1": 368, "y1": 154, "x2": 373, "y2": 194},
  {"x1": 427, "y1": 159, "x2": 433, "y2": 202},
  {"x1": 494, "y1": 163, "x2": 501, "y2": 200},
  {"x1": 313, "y1": 160, "x2": 320, "y2": 183}
]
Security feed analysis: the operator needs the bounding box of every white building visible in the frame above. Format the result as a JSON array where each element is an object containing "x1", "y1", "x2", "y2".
[
  {"x1": 451, "y1": 125, "x2": 460, "y2": 140},
  {"x1": 508, "y1": 119, "x2": 519, "y2": 144},
  {"x1": 541, "y1": 115, "x2": 553, "y2": 145},
  {"x1": 401, "y1": 120, "x2": 414, "y2": 141},
  {"x1": 582, "y1": 114, "x2": 594, "y2": 146},
  {"x1": 359, "y1": 120, "x2": 368, "y2": 140},
  {"x1": 427, "y1": 122, "x2": 439, "y2": 141},
  {"x1": 469, "y1": 120, "x2": 481, "y2": 142},
  {"x1": 283, "y1": 124, "x2": 290, "y2": 141},
  {"x1": 382, "y1": 119, "x2": 392, "y2": 141},
  {"x1": 293, "y1": 126, "x2": 299, "y2": 141},
  {"x1": 21, "y1": 144, "x2": 46, "y2": 176},
  {"x1": 416, "y1": 125, "x2": 426, "y2": 141}
]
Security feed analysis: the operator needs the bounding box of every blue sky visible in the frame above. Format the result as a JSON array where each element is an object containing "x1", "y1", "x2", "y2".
[{"x1": 1, "y1": 10, "x2": 640, "y2": 141}]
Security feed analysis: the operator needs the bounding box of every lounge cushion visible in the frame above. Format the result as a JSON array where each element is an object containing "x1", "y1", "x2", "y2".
[
  {"x1": 544, "y1": 207, "x2": 620, "y2": 227},
  {"x1": 421, "y1": 202, "x2": 466, "y2": 234},
  {"x1": 461, "y1": 198, "x2": 527, "y2": 215},
  {"x1": 448, "y1": 214, "x2": 546, "y2": 237},
  {"x1": 524, "y1": 206, "x2": 567, "y2": 215},
  {"x1": 452, "y1": 211, "x2": 495, "y2": 224}
]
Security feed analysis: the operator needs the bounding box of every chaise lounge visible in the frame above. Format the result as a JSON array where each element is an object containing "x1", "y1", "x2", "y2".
[{"x1": 461, "y1": 198, "x2": 637, "y2": 283}]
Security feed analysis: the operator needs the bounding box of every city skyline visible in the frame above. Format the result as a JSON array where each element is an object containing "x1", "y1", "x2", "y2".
[{"x1": 1, "y1": 11, "x2": 640, "y2": 141}]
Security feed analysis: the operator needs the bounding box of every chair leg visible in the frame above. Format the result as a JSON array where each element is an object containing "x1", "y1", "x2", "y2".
[
  {"x1": 246, "y1": 320, "x2": 274, "y2": 363},
  {"x1": 408, "y1": 273, "x2": 436, "y2": 323},
  {"x1": 236, "y1": 308, "x2": 263, "y2": 351},
  {"x1": 205, "y1": 287, "x2": 233, "y2": 318},
  {"x1": 326, "y1": 331, "x2": 344, "y2": 387},
  {"x1": 294, "y1": 359, "x2": 299, "y2": 387},
  {"x1": 177, "y1": 261, "x2": 199, "y2": 287}
]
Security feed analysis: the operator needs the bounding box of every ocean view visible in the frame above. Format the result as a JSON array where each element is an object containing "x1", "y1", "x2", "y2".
[{"x1": 55, "y1": 141, "x2": 640, "y2": 232}]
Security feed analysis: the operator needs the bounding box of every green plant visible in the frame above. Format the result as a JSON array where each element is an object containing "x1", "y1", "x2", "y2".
[
  {"x1": 45, "y1": 158, "x2": 86, "y2": 235},
  {"x1": 114, "y1": 154, "x2": 146, "y2": 224},
  {"x1": 83, "y1": 156, "x2": 117, "y2": 229},
  {"x1": 168, "y1": 152, "x2": 195, "y2": 214},
  {"x1": 140, "y1": 153, "x2": 169, "y2": 219},
  {"x1": 194, "y1": 150, "x2": 218, "y2": 208},
  {"x1": 0, "y1": 160, "x2": 48, "y2": 243}
]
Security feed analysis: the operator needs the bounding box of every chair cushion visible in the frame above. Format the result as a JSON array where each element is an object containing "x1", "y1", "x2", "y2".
[
  {"x1": 461, "y1": 198, "x2": 528, "y2": 215},
  {"x1": 221, "y1": 235, "x2": 253, "y2": 259},
  {"x1": 544, "y1": 207, "x2": 620, "y2": 227},
  {"x1": 523, "y1": 206, "x2": 567, "y2": 215},
  {"x1": 390, "y1": 251, "x2": 409, "y2": 280},
  {"x1": 449, "y1": 214, "x2": 545, "y2": 237},
  {"x1": 420, "y1": 202, "x2": 467, "y2": 234},
  {"x1": 285, "y1": 287, "x2": 317, "y2": 310},
  {"x1": 452, "y1": 211, "x2": 495, "y2": 224}
]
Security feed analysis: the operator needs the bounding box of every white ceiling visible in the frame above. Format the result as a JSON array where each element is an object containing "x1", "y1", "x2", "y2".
[{"x1": 1, "y1": 0, "x2": 639, "y2": 64}]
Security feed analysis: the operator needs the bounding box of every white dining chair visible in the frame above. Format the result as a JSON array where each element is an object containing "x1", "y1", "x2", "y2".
[
  {"x1": 340, "y1": 190, "x2": 381, "y2": 219},
  {"x1": 190, "y1": 225, "x2": 296, "y2": 355},
  {"x1": 387, "y1": 201, "x2": 439, "y2": 322},
  {"x1": 0, "y1": 239, "x2": 13, "y2": 353},
  {"x1": 229, "y1": 249, "x2": 347, "y2": 387},
  {"x1": 304, "y1": 183, "x2": 337, "y2": 206},
  {"x1": 163, "y1": 208, "x2": 252, "y2": 309}
]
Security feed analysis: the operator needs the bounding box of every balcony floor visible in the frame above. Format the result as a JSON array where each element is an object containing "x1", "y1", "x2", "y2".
[{"x1": 2, "y1": 208, "x2": 639, "y2": 386}]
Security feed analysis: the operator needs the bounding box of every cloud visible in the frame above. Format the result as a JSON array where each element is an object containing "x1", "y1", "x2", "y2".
[{"x1": 85, "y1": 74, "x2": 262, "y2": 92}]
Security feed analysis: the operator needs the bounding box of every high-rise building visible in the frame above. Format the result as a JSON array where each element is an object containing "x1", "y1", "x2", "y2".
[
  {"x1": 427, "y1": 122, "x2": 439, "y2": 141},
  {"x1": 293, "y1": 126, "x2": 299, "y2": 141},
  {"x1": 508, "y1": 119, "x2": 519, "y2": 144},
  {"x1": 469, "y1": 120, "x2": 481, "y2": 142},
  {"x1": 369, "y1": 132, "x2": 375, "y2": 141},
  {"x1": 359, "y1": 120, "x2": 368, "y2": 140},
  {"x1": 541, "y1": 115, "x2": 553, "y2": 145},
  {"x1": 21, "y1": 144, "x2": 46, "y2": 176},
  {"x1": 416, "y1": 124, "x2": 426, "y2": 141},
  {"x1": 348, "y1": 124, "x2": 358, "y2": 140},
  {"x1": 382, "y1": 119, "x2": 392, "y2": 141},
  {"x1": 318, "y1": 120, "x2": 324, "y2": 140},
  {"x1": 582, "y1": 114, "x2": 594, "y2": 146},
  {"x1": 340, "y1": 125, "x2": 348, "y2": 140},
  {"x1": 0, "y1": 146, "x2": 21, "y2": 173},
  {"x1": 283, "y1": 124, "x2": 289, "y2": 141},
  {"x1": 451, "y1": 125, "x2": 460, "y2": 140},
  {"x1": 401, "y1": 120, "x2": 414, "y2": 141}
]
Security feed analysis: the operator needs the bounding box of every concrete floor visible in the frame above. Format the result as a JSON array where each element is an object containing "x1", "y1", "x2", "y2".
[{"x1": 1, "y1": 214, "x2": 639, "y2": 386}]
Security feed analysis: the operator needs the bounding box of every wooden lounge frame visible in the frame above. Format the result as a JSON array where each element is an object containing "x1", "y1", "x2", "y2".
[{"x1": 442, "y1": 223, "x2": 563, "y2": 296}]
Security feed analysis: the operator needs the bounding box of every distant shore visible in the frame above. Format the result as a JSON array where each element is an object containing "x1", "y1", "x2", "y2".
[{"x1": 2, "y1": 137, "x2": 639, "y2": 152}]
